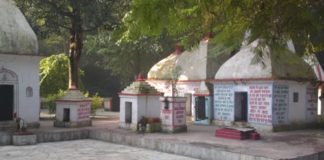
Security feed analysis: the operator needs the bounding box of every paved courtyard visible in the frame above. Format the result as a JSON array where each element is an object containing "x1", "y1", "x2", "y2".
[{"x1": 0, "y1": 139, "x2": 197, "y2": 160}]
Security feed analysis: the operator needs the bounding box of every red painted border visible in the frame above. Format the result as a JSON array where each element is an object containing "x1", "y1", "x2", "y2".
[
  {"x1": 118, "y1": 93, "x2": 163, "y2": 96},
  {"x1": 210, "y1": 77, "x2": 315, "y2": 82},
  {"x1": 210, "y1": 77, "x2": 273, "y2": 82},
  {"x1": 147, "y1": 78, "x2": 205, "y2": 83},
  {"x1": 193, "y1": 93, "x2": 210, "y2": 96},
  {"x1": 56, "y1": 99, "x2": 92, "y2": 102}
]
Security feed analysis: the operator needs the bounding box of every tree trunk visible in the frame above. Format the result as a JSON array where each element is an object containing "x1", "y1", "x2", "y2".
[{"x1": 68, "y1": 5, "x2": 82, "y2": 89}]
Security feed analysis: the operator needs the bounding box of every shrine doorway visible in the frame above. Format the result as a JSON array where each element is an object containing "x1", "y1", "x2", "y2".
[
  {"x1": 0, "y1": 85, "x2": 14, "y2": 121},
  {"x1": 125, "y1": 102, "x2": 132, "y2": 124},
  {"x1": 234, "y1": 92, "x2": 248, "y2": 121}
]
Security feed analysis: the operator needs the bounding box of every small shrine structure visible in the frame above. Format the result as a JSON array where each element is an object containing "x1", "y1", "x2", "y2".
[
  {"x1": 147, "y1": 38, "x2": 231, "y2": 119},
  {"x1": 213, "y1": 40, "x2": 318, "y2": 131},
  {"x1": 54, "y1": 89, "x2": 92, "y2": 127},
  {"x1": 119, "y1": 75, "x2": 162, "y2": 129},
  {"x1": 0, "y1": 0, "x2": 41, "y2": 129},
  {"x1": 160, "y1": 96, "x2": 187, "y2": 133}
]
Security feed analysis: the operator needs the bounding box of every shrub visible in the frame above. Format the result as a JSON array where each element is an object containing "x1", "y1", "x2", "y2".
[
  {"x1": 44, "y1": 90, "x2": 65, "y2": 113},
  {"x1": 89, "y1": 93, "x2": 104, "y2": 114}
]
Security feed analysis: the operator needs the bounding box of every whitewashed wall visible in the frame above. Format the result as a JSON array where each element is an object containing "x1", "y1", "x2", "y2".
[
  {"x1": 138, "y1": 96, "x2": 160, "y2": 118},
  {"x1": 147, "y1": 80, "x2": 202, "y2": 118},
  {"x1": 0, "y1": 54, "x2": 41, "y2": 124},
  {"x1": 119, "y1": 95, "x2": 160, "y2": 128},
  {"x1": 213, "y1": 81, "x2": 273, "y2": 125},
  {"x1": 273, "y1": 81, "x2": 317, "y2": 125},
  {"x1": 213, "y1": 80, "x2": 318, "y2": 129},
  {"x1": 119, "y1": 95, "x2": 137, "y2": 127}
]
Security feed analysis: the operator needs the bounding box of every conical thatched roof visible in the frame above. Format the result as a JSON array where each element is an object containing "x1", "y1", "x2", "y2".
[
  {"x1": 215, "y1": 40, "x2": 316, "y2": 80},
  {"x1": 0, "y1": 0, "x2": 38, "y2": 55}
]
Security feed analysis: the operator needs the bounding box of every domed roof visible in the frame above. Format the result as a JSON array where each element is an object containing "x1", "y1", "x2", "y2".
[
  {"x1": 0, "y1": 0, "x2": 38, "y2": 55},
  {"x1": 120, "y1": 80, "x2": 161, "y2": 95},
  {"x1": 215, "y1": 40, "x2": 316, "y2": 80},
  {"x1": 148, "y1": 41, "x2": 208, "y2": 81}
]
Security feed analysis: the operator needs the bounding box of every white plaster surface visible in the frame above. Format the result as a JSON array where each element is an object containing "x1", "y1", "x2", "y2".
[
  {"x1": 0, "y1": 0, "x2": 38, "y2": 55},
  {"x1": 119, "y1": 95, "x2": 161, "y2": 128},
  {"x1": 215, "y1": 40, "x2": 272, "y2": 79},
  {"x1": 0, "y1": 54, "x2": 41, "y2": 123},
  {"x1": 148, "y1": 41, "x2": 208, "y2": 80},
  {"x1": 213, "y1": 80, "x2": 318, "y2": 129},
  {"x1": 215, "y1": 40, "x2": 315, "y2": 80},
  {"x1": 0, "y1": 139, "x2": 197, "y2": 160},
  {"x1": 119, "y1": 95, "x2": 137, "y2": 128}
]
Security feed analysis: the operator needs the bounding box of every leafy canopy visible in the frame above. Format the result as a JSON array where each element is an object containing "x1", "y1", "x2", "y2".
[
  {"x1": 16, "y1": 0, "x2": 126, "y2": 37},
  {"x1": 123, "y1": 0, "x2": 324, "y2": 54},
  {"x1": 40, "y1": 54, "x2": 83, "y2": 97},
  {"x1": 84, "y1": 30, "x2": 175, "y2": 86}
]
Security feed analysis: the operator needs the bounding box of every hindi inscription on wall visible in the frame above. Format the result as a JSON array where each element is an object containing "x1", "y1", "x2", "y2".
[
  {"x1": 78, "y1": 103, "x2": 91, "y2": 120},
  {"x1": 214, "y1": 85, "x2": 234, "y2": 121},
  {"x1": 248, "y1": 85, "x2": 272, "y2": 124},
  {"x1": 173, "y1": 102, "x2": 186, "y2": 126},
  {"x1": 306, "y1": 84, "x2": 317, "y2": 121},
  {"x1": 272, "y1": 84, "x2": 289, "y2": 124}
]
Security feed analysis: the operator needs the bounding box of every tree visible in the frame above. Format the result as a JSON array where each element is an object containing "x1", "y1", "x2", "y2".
[
  {"x1": 16, "y1": 0, "x2": 129, "y2": 89},
  {"x1": 122, "y1": 0, "x2": 324, "y2": 55},
  {"x1": 40, "y1": 54, "x2": 84, "y2": 97},
  {"x1": 84, "y1": 30, "x2": 175, "y2": 86}
]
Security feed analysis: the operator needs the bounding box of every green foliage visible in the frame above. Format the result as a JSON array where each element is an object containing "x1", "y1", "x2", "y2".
[
  {"x1": 84, "y1": 92, "x2": 104, "y2": 114},
  {"x1": 44, "y1": 90, "x2": 65, "y2": 113},
  {"x1": 16, "y1": 0, "x2": 130, "y2": 89},
  {"x1": 15, "y1": 0, "x2": 128, "y2": 38},
  {"x1": 123, "y1": 0, "x2": 324, "y2": 54},
  {"x1": 84, "y1": 30, "x2": 175, "y2": 87},
  {"x1": 40, "y1": 54, "x2": 84, "y2": 97},
  {"x1": 90, "y1": 94, "x2": 104, "y2": 114}
]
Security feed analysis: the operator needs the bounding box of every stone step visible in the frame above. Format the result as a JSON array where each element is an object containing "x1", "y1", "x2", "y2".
[{"x1": 0, "y1": 121, "x2": 16, "y2": 130}]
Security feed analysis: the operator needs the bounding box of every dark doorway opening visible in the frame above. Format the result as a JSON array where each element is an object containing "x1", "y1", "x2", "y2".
[
  {"x1": 196, "y1": 96, "x2": 206, "y2": 120},
  {"x1": 63, "y1": 108, "x2": 70, "y2": 122},
  {"x1": 125, "y1": 102, "x2": 132, "y2": 123},
  {"x1": 234, "y1": 92, "x2": 248, "y2": 121},
  {"x1": 0, "y1": 85, "x2": 14, "y2": 121}
]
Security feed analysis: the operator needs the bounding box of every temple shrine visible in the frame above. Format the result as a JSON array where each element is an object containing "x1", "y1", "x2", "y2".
[
  {"x1": 214, "y1": 40, "x2": 318, "y2": 131},
  {"x1": 119, "y1": 75, "x2": 162, "y2": 129},
  {"x1": 0, "y1": 0, "x2": 41, "y2": 129}
]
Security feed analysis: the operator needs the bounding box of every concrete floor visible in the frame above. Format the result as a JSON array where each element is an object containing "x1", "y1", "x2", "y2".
[
  {"x1": 4, "y1": 110, "x2": 323, "y2": 160},
  {"x1": 0, "y1": 139, "x2": 197, "y2": 160}
]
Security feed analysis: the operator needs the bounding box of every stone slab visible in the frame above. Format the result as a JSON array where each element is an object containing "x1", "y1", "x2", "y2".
[
  {"x1": 54, "y1": 120, "x2": 92, "y2": 128},
  {"x1": 0, "y1": 140, "x2": 198, "y2": 160},
  {"x1": 12, "y1": 134, "x2": 36, "y2": 146}
]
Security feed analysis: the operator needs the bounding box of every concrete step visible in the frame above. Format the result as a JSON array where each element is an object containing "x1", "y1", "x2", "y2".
[{"x1": 0, "y1": 121, "x2": 16, "y2": 130}]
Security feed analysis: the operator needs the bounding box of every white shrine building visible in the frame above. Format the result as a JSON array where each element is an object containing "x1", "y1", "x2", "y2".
[
  {"x1": 315, "y1": 52, "x2": 324, "y2": 117},
  {"x1": 119, "y1": 76, "x2": 162, "y2": 129},
  {"x1": 147, "y1": 39, "x2": 232, "y2": 119},
  {"x1": 213, "y1": 40, "x2": 318, "y2": 131},
  {"x1": 0, "y1": 0, "x2": 41, "y2": 128},
  {"x1": 304, "y1": 51, "x2": 324, "y2": 116}
]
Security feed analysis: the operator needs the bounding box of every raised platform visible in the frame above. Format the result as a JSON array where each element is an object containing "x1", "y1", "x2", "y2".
[
  {"x1": 0, "y1": 119, "x2": 324, "y2": 160},
  {"x1": 54, "y1": 120, "x2": 92, "y2": 128},
  {"x1": 12, "y1": 132, "x2": 37, "y2": 146}
]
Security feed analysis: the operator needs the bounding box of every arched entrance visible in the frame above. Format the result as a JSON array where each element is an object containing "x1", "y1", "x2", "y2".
[{"x1": 0, "y1": 67, "x2": 18, "y2": 121}]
